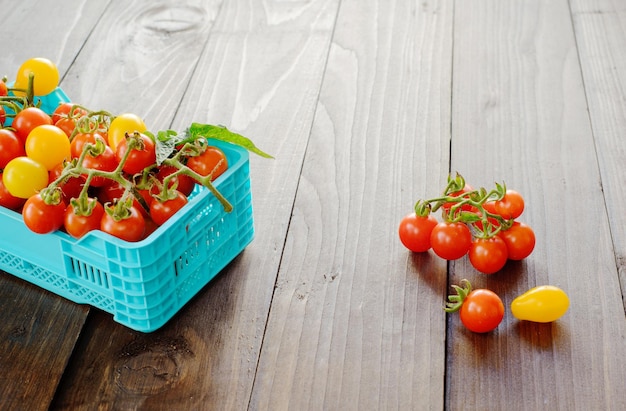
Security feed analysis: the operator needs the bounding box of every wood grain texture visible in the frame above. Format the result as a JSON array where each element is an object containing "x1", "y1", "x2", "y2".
[
  {"x1": 448, "y1": 0, "x2": 626, "y2": 409},
  {"x1": 250, "y1": 0, "x2": 453, "y2": 409},
  {"x1": 0, "y1": 0, "x2": 111, "y2": 74},
  {"x1": 52, "y1": 0, "x2": 341, "y2": 409},
  {"x1": 570, "y1": 0, "x2": 626, "y2": 308},
  {"x1": 4, "y1": 0, "x2": 626, "y2": 409},
  {"x1": 0, "y1": 274, "x2": 88, "y2": 411},
  {"x1": 61, "y1": 0, "x2": 224, "y2": 129}
]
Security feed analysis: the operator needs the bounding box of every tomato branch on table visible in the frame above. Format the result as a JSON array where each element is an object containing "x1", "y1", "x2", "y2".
[
  {"x1": 399, "y1": 173, "x2": 535, "y2": 273},
  {"x1": 399, "y1": 174, "x2": 569, "y2": 334}
]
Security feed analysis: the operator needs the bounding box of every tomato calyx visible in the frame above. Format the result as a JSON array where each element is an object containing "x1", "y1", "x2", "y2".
[
  {"x1": 444, "y1": 279, "x2": 473, "y2": 313},
  {"x1": 0, "y1": 74, "x2": 39, "y2": 122},
  {"x1": 38, "y1": 185, "x2": 65, "y2": 207},
  {"x1": 104, "y1": 194, "x2": 137, "y2": 222},
  {"x1": 68, "y1": 194, "x2": 101, "y2": 217},
  {"x1": 149, "y1": 176, "x2": 181, "y2": 203}
]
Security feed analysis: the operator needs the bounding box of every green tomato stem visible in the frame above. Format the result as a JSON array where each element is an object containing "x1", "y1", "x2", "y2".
[
  {"x1": 413, "y1": 174, "x2": 515, "y2": 238},
  {"x1": 444, "y1": 279, "x2": 472, "y2": 313},
  {"x1": 163, "y1": 157, "x2": 233, "y2": 213}
]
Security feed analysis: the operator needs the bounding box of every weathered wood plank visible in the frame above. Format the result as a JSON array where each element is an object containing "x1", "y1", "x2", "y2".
[
  {"x1": 0, "y1": 275, "x2": 88, "y2": 411},
  {"x1": 570, "y1": 0, "x2": 626, "y2": 308},
  {"x1": 250, "y1": 0, "x2": 453, "y2": 409},
  {"x1": 448, "y1": 0, "x2": 626, "y2": 409},
  {"x1": 60, "y1": 0, "x2": 223, "y2": 129},
  {"x1": 0, "y1": 1, "x2": 109, "y2": 410},
  {"x1": 1, "y1": 0, "x2": 110, "y2": 74},
  {"x1": 52, "y1": 0, "x2": 341, "y2": 409}
]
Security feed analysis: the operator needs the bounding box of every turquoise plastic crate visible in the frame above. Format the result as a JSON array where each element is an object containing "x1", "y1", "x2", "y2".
[
  {"x1": 3, "y1": 85, "x2": 71, "y2": 126},
  {"x1": 0, "y1": 139, "x2": 254, "y2": 332},
  {"x1": 0, "y1": 88, "x2": 255, "y2": 332}
]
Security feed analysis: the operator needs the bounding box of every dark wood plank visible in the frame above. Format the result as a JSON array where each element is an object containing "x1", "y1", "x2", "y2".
[
  {"x1": 52, "y1": 0, "x2": 341, "y2": 409},
  {"x1": 250, "y1": 0, "x2": 453, "y2": 409},
  {"x1": 448, "y1": 0, "x2": 626, "y2": 409},
  {"x1": 0, "y1": 274, "x2": 88, "y2": 411},
  {"x1": 0, "y1": 1, "x2": 110, "y2": 410},
  {"x1": 570, "y1": 0, "x2": 626, "y2": 308}
]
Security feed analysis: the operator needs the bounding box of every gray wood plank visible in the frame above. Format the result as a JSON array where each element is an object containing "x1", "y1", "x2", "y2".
[
  {"x1": 250, "y1": 0, "x2": 453, "y2": 409},
  {"x1": 52, "y1": 0, "x2": 341, "y2": 409},
  {"x1": 0, "y1": 0, "x2": 110, "y2": 74},
  {"x1": 60, "y1": 0, "x2": 224, "y2": 129},
  {"x1": 570, "y1": 0, "x2": 626, "y2": 308},
  {"x1": 448, "y1": 0, "x2": 626, "y2": 409}
]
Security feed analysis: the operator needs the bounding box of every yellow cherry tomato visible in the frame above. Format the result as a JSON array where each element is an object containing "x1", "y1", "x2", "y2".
[
  {"x1": 3, "y1": 156, "x2": 49, "y2": 199},
  {"x1": 14, "y1": 57, "x2": 60, "y2": 96},
  {"x1": 108, "y1": 113, "x2": 147, "y2": 151},
  {"x1": 25, "y1": 125, "x2": 71, "y2": 170},
  {"x1": 511, "y1": 285, "x2": 570, "y2": 323}
]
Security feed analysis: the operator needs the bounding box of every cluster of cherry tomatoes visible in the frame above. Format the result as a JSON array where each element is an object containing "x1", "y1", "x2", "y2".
[
  {"x1": 398, "y1": 174, "x2": 536, "y2": 274},
  {"x1": 0, "y1": 58, "x2": 230, "y2": 242},
  {"x1": 399, "y1": 174, "x2": 569, "y2": 334}
]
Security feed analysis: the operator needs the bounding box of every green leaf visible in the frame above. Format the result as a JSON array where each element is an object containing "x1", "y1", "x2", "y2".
[
  {"x1": 188, "y1": 123, "x2": 274, "y2": 158},
  {"x1": 148, "y1": 129, "x2": 186, "y2": 165}
]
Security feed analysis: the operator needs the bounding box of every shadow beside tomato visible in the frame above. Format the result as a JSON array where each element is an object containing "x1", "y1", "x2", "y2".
[
  {"x1": 513, "y1": 319, "x2": 570, "y2": 351},
  {"x1": 408, "y1": 250, "x2": 448, "y2": 294}
]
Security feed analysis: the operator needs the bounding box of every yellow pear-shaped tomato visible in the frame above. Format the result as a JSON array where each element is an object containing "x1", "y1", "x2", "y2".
[
  {"x1": 107, "y1": 113, "x2": 147, "y2": 151},
  {"x1": 511, "y1": 285, "x2": 569, "y2": 323}
]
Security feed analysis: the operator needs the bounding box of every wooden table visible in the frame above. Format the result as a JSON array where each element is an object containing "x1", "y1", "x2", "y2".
[{"x1": 2, "y1": 0, "x2": 625, "y2": 409}]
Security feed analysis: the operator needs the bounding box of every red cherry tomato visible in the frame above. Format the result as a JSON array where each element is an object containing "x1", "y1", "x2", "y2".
[
  {"x1": 54, "y1": 117, "x2": 77, "y2": 138},
  {"x1": 156, "y1": 165, "x2": 195, "y2": 197},
  {"x1": 12, "y1": 107, "x2": 52, "y2": 144},
  {"x1": 460, "y1": 289, "x2": 505, "y2": 333},
  {"x1": 95, "y1": 182, "x2": 126, "y2": 205},
  {"x1": 0, "y1": 129, "x2": 26, "y2": 169},
  {"x1": 81, "y1": 145, "x2": 118, "y2": 187},
  {"x1": 482, "y1": 200, "x2": 497, "y2": 215},
  {"x1": 499, "y1": 222, "x2": 535, "y2": 260},
  {"x1": 398, "y1": 213, "x2": 438, "y2": 252},
  {"x1": 430, "y1": 222, "x2": 472, "y2": 260},
  {"x1": 446, "y1": 280, "x2": 504, "y2": 333},
  {"x1": 70, "y1": 132, "x2": 106, "y2": 159},
  {"x1": 187, "y1": 146, "x2": 228, "y2": 181},
  {"x1": 100, "y1": 206, "x2": 146, "y2": 242},
  {"x1": 49, "y1": 163, "x2": 86, "y2": 201},
  {"x1": 51, "y1": 102, "x2": 87, "y2": 124},
  {"x1": 494, "y1": 190, "x2": 525, "y2": 219},
  {"x1": 0, "y1": 173, "x2": 26, "y2": 210},
  {"x1": 469, "y1": 236, "x2": 509, "y2": 274},
  {"x1": 64, "y1": 199, "x2": 105, "y2": 239},
  {"x1": 149, "y1": 190, "x2": 188, "y2": 226},
  {"x1": 22, "y1": 194, "x2": 66, "y2": 234},
  {"x1": 115, "y1": 133, "x2": 156, "y2": 175}
]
